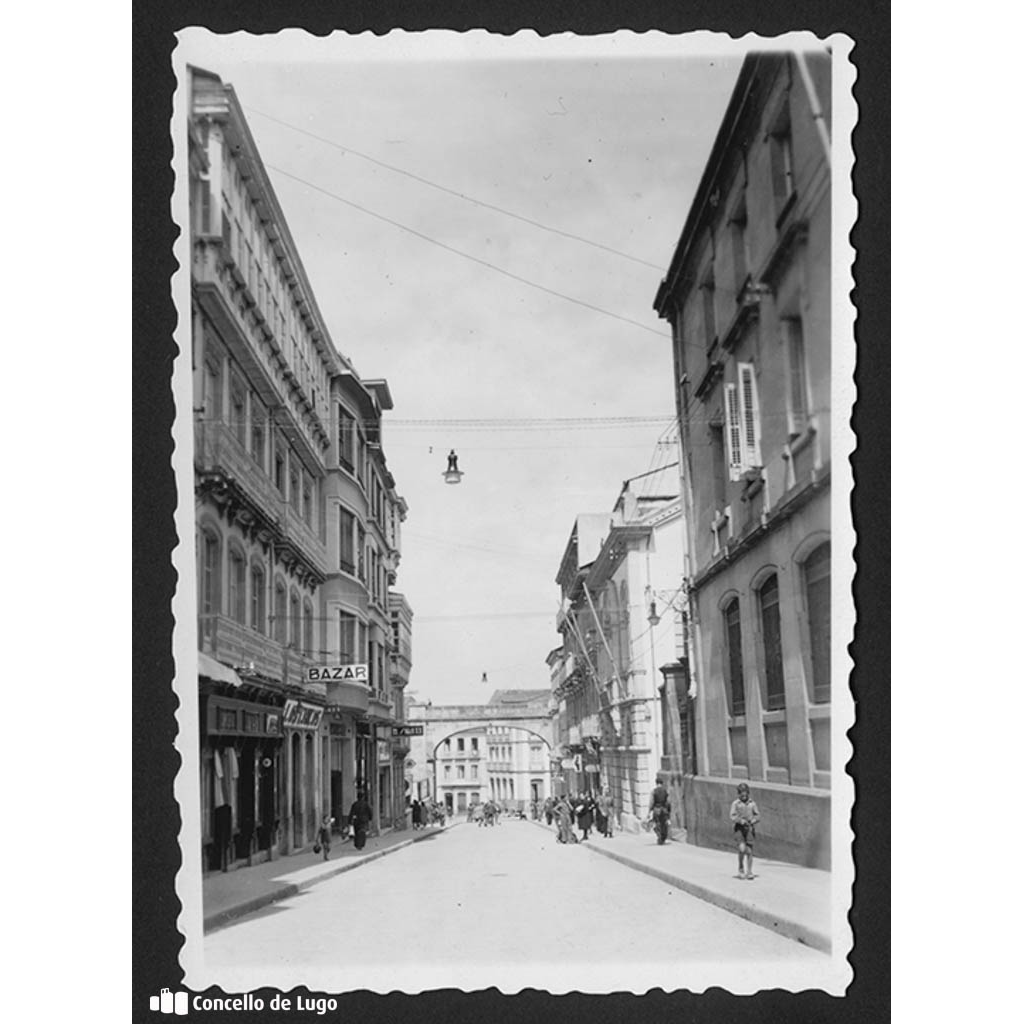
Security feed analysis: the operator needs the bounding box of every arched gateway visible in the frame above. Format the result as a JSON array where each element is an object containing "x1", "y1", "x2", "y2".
[{"x1": 404, "y1": 690, "x2": 556, "y2": 817}]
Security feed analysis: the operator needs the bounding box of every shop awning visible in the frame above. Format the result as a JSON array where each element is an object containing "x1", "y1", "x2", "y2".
[{"x1": 198, "y1": 651, "x2": 242, "y2": 687}]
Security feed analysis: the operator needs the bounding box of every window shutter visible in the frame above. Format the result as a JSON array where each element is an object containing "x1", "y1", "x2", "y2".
[
  {"x1": 725, "y1": 383, "x2": 743, "y2": 481},
  {"x1": 738, "y1": 362, "x2": 761, "y2": 469}
]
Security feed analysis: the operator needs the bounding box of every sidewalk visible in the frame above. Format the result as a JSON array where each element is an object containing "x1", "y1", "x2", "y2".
[
  {"x1": 530, "y1": 818, "x2": 832, "y2": 953},
  {"x1": 202, "y1": 825, "x2": 450, "y2": 932}
]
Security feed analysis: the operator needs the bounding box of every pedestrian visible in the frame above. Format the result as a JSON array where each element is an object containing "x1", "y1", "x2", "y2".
[
  {"x1": 729, "y1": 782, "x2": 760, "y2": 879},
  {"x1": 315, "y1": 814, "x2": 335, "y2": 860},
  {"x1": 544, "y1": 796, "x2": 554, "y2": 826},
  {"x1": 348, "y1": 789, "x2": 373, "y2": 851},
  {"x1": 411, "y1": 799, "x2": 422, "y2": 830},
  {"x1": 576, "y1": 792, "x2": 596, "y2": 840},
  {"x1": 648, "y1": 775, "x2": 671, "y2": 845},
  {"x1": 596, "y1": 787, "x2": 614, "y2": 838},
  {"x1": 555, "y1": 795, "x2": 576, "y2": 844}
]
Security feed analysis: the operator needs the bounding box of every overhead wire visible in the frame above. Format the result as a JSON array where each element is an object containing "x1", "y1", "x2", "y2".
[
  {"x1": 248, "y1": 106, "x2": 666, "y2": 271},
  {"x1": 265, "y1": 162, "x2": 671, "y2": 340}
]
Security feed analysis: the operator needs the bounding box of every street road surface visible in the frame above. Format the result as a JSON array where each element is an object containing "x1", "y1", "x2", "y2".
[{"x1": 202, "y1": 819, "x2": 828, "y2": 994}]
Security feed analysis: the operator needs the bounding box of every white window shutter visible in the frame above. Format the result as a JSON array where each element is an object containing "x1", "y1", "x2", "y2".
[
  {"x1": 725, "y1": 383, "x2": 743, "y2": 481},
  {"x1": 738, "y1": 362, "x2": 761, "y2": 469}
]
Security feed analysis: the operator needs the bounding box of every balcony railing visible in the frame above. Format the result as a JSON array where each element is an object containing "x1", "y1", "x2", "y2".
[
  {"x1": 196, "y1": 421, "x2": 329, "y2": 577},
  {"x1": 199, "y1": 614, "x2": 322, "y2": 691}
]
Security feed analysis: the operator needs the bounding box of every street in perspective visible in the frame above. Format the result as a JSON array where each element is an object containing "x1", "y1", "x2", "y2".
[{"x1": 174, "y1": 30, "x2": 853, "y2": 995}]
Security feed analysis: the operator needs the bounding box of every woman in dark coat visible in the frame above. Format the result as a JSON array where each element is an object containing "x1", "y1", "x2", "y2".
[
  {"x1": 411, "y1": 799, "x2": 422, "y2": 830},
  {"x1": 348, "y1": 790, "x2": 373, "y2": 850},
  {"x1": 576, "y1": 792, "x2": 596, "y2": 840}
]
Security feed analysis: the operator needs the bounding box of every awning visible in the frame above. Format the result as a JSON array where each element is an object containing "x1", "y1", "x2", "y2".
[{"x1": 198, "y1": 651, "x2": 242, "y2": 687}]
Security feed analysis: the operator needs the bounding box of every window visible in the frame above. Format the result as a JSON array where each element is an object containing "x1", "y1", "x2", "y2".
[
  {"x1": 289, "y1": 591, "x2": 300, "y2": 647},
  {"x1": 725, "y1": 364, "x2": 762, "y2": 480},
  {"x1": 804, "y1": 542, "x2": 831, "y2": 703},
  {"x1": 357, "y1": 525, "x2": 366, "y2": 581},
  {"x1": 701, "y1": 272, "x2": 716, "y2": 351},
  {"x1": 444, "y1": 739, "x2": 451, "y2": 752},
  {"x1": 471, "y1": 738, "x2": 478, "y2": 753},
  {"x1": 203, "y1": 359, "x2": 222, "y2": 421},
  {"x1": 274, "y1": 440, "x2": 285, "y2": 493},
  {"x1": 729, "y1": 201, "x2": 749, "y2": 297},
  {"x1": 783, "y1": 317, "x2": 809, "y2": 435},
  {"x1": 457, "y1": 765, "x2": 465, "y2": 779},
  {"x1": 302, "y1": 478, "x2": 313, "y2": 526},
  {"x1": 457, "y1": 738, "x2": 465, "y2": 753},
  {"x1": 274, "y1": 583, "x2": 287, "y2": 644},
  {"x1": 710, "y1": 422, "x2": 727, "y2": 508},
  {"x1": 725, "y1": 598, "x2": 745, "y2": 716},
  {"x1": 444, "y1": 765, "x2": 451, "y2": 779},
  {"x1": 196, "y1": 178, "x2": 211, "y2": 234},
  {"x1": 303, "y1": 600, "x2": 314, "y2": 658},
  {"x1": 289, "y1": 467, "x2": 300, "y2": 511},
  {"x1": 251, "y1": 411, "x2": 265, "y2": 470},
  {"x1": 250, "y1": 565, "x2": 266, "y2": 633},
  {"x1": 338, "y1": 612, "x2": 358, "y2": 664},
  {"x1": 769, "y1": 106, "x2": 796, "y2": 220},
  {"x1": 339, "y1": 507, "x2": 356, "y2": 574},
  {"x1": 200, "y1": 529, "x2": 221, "y2": 637},
  {"x1": 759, "y1": 575, "x2": 786, "y2": 710},
  {"x1": 230, "y1": 382, "x2": 245, "y2": 445},
  {"x1": 471, "y1": 765, "x2": 478, "y2": 780},
  {"x1": 337, "y1": 408, "x2": 356, "y2": 470},
  {"x1": 228, "y1": 549, "x2": 246, "y2": 624}
]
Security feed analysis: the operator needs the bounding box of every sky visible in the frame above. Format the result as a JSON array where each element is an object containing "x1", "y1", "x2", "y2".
[{"x1": 174, "y1": 30, "x2": 753, "y2": 705}]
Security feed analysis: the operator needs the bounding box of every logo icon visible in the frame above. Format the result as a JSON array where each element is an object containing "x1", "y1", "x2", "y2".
[{"x1": 150, "y1": 989, "x2": 188, "y2": 1015}]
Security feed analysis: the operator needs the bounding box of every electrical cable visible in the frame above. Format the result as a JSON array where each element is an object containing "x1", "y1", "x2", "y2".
[
  {"x1": 265, "y1": 162, "x2": 671, "y2": 340},
  {"x1": 248, "y1": 107, "x2": 666, "y2": 271}
]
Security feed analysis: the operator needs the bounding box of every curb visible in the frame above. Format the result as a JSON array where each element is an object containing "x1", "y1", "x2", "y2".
[
  {"x1": 530, "y1": 819, "x2": 829, "y2": 953},
  {"x1": 203, "y1": 827, "x2": 450, "y2": 933}
]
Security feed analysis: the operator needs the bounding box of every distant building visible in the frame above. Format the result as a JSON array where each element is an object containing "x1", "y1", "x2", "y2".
[
  {"x1": 653, "y1": 51, "x2": 832, "y2": 868},
  {"x1": 551, "y1": 478, "x2": 685, "y2": 832}
]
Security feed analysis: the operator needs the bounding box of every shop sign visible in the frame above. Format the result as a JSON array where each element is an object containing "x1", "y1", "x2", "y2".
[
  {"x1": 584, "y1": 764, "x2": 600, "y2": 773},
  {"x1": 560, "y1": 758, "x2": 577, "y2": 770},
  {"x1": 305, "y1": 664, "x2": 368, "y2": 683},
  {"x1": 283, "y1": 699, "x2": 324, "y2": 730},
  {"x1": 392, "y1": 724, "x2": 424, "y2": 736},
  {"x1": 208, "y1": 697, "x2": 282, "y2": 738}
]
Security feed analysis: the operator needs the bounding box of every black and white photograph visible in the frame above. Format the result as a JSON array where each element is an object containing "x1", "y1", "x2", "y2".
[{"x1": 166, "y1": 26, "x2": 857, "y2": 999}]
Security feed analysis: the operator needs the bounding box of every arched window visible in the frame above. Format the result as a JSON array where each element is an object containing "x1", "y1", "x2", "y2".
[
  {"x1": 759, "y1": 575, "x2": 786, "y2": 710},
  {"x1": 250, "y1": 564, "x2": 266, "y2": 634},
  {"x1": 303, "y1": 599, "x2": 314, "y2": 657},
  {"x1": 228, "y1": 547, "x2": 246, "y2": 625},
  {"x1": 199, "y1": 527, "x2": 221, "y2": 645},
  {"x1": 289, "y1": 590, "x2": 300, "y2": 647},
  {"x1": 804, "y1": 542, "x2": 831, "y2": 703},
  {"x1": 274, "y1": 581, "x2": 287, "y2": 644},
  {"x1": 724, "y1": 598, "x2": 745, "y2": 716}
]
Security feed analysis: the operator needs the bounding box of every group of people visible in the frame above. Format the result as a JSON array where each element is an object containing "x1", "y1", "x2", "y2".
[
  {"x1": 543, "y1": 789, "x2": 615, "y2": 844},
  {"x1": 469, "y1": 799, "x2": 504, "y2": 826},
  {"x1": 410, "y1": 798, "x2": 446, "y2": 830}
]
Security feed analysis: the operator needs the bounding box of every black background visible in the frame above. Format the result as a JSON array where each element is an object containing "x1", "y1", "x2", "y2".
[{"x1": 133, "y1": 2, "x2": 890, "y2": 1021}]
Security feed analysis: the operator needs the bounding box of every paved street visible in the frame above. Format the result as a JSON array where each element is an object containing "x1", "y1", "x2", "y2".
[{"x1": 201, "y1": 820, "x2": 827, "y2": 994}]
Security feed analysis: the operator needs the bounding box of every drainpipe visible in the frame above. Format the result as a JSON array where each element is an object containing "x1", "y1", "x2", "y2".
[{"x1": 794, "y1": 51, "x2": 831, "y2": 167}]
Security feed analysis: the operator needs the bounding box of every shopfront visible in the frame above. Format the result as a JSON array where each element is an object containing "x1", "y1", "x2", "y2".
[
  {"x1": 200, "y1": 692, "x2": 283, "y2": 873},
  {"x1": 281, "y1": 698, "x2": 324, "y2": 853}
]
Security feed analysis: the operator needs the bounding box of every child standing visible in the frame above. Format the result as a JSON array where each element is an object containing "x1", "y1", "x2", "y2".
[
  {"x1": 317, "y1": 814, "x2": 335, "y2": 861},
  {"x1": 729, "y1": 783, "x2": 760, "y2": 879}
]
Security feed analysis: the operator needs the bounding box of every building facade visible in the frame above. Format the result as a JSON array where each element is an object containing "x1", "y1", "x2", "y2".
[
  {"x1": 653, "y1": 51, "x2": 832, "y2": 868},
  {"x1": 551, "y1": 481, "x2": 686, "y2": 832},
  {"x1": 405, "y1": 692, "x2": 555, "y2": 814},
  {"x1": 188, "y1": 65, "x2": 410, "y2": 871}
]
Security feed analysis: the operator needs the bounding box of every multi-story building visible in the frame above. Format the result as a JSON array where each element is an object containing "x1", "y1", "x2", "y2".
[
  {"x1": 388, "y1": 592, "x2": 415, "y2": 825},
  {"x1": 322, "y1": 371, "x2": 408, "y2": 833},
  {"x1": 552, "y1": 479, "x2": 685, "y2": 832},
  {"x1": 653, "y1": 51, "x2": 832, "y2": 868},
  {"x1": 187, "y1": 65, "x2": 410, "y2": 870}
]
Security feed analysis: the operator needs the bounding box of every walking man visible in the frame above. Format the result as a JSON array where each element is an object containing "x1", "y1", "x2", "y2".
[
  {"x1": 348, "y1": 789, "x2": 373, "y2": 851},
  {"x1": 648, "y1": 775, "x2": 671, "y2": 845}
]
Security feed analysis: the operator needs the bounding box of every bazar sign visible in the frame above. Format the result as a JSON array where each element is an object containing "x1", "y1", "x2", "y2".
[
  {"x1": 283, "y1": 699, "x2": 324, "y2": 730},
  {"x1": 305, "y1": 664, "x2": 368, "y2": 683}
]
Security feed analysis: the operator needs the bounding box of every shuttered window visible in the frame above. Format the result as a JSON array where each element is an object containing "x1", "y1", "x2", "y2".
[
  {"x1": 738, "y1": 362, "x2": 761, "y2": 469},
  {"x1": 339, "y1": 507, "x2": 356, "y2": 574},
  {"x1": 725, "y1": 383, "x2": 743, "y2": 481}
]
